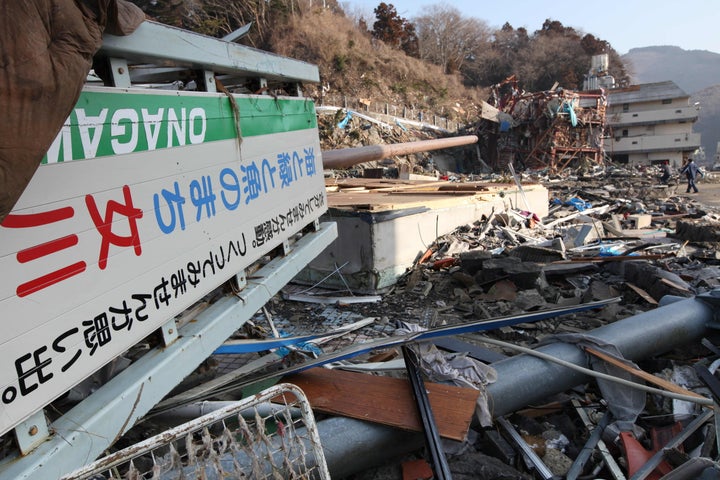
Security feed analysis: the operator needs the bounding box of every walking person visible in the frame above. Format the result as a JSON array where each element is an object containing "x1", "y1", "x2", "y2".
[{"x1": 680, "y1": 158, "x2": 703, "y2": 193}]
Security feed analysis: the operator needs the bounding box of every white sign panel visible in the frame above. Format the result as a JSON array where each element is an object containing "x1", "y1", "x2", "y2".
[{"x1": 0, "y1": 87, "x2": 327, "y2": 435}]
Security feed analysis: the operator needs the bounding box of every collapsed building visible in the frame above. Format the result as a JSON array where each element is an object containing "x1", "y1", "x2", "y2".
[
  {"x1": 476, "y1": 74, "x2": 608, "y2": 173},
  {"x1": 475, "y1": 54, "x2": 702, "y2": 174}
]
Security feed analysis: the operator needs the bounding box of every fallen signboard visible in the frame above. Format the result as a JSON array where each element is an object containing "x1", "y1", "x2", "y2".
[{"x1": 0, "y1": 86, "x2": 327, "y2": 437}]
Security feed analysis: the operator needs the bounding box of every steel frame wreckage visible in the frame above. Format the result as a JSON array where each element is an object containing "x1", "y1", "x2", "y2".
[{"x1": 479, "y1": 74, "x2": 608, "y2": 173}]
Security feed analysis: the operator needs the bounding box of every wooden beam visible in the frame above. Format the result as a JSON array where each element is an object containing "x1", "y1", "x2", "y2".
[
  {"x1": 625, "y1": 282, "x2": 659, "y2": 305},
  {"x1": 584, "y1": 347, "x2": 707, "y2": 400},
  {"x1": 282, "y1": 367, "x2": 478, "y2": 441}
]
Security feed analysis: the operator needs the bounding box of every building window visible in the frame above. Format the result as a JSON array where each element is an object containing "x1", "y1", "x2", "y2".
[
  {"x1": 622, "y1": 129, "x2": 628, "y2": 137},
  {"x1": 612, "y1": 154, "x2": 629, "y2": 164},
  {"x1": 622, "y1": 103, "x2": 629, "y2": 112},
  {"x1": 662, "y1": 99, "x2": 672, "y2": 104}
]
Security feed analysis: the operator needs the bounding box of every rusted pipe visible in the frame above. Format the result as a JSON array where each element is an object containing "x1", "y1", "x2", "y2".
[{"x1": 321, "y1": 135, "x2": 478, "y2": 169}]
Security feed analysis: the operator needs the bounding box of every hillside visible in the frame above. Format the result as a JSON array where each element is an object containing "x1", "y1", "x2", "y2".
[
  {"x1": 269, "y1": 8, "x2": 486, "y2": 126},
  {"x1": 624, "y1": 46, "x2": 720, "y2": 160},
  {"x1": 623, "y1": 46, "x2": 720, "y2": 94},
  {"x1": 692, "y1": 85, "x2": 720, "y2": 162}
]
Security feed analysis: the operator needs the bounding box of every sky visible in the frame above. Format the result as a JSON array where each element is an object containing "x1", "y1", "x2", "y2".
[{"x1": 345, "y1": 0, "x2": 720, "y2": 55}]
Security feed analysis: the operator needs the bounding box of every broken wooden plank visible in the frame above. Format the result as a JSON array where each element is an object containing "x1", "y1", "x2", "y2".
[
  {"x1": 282, "y1": 367, "x2": 479, "y2": 441},
  {"x1": 402, "y1": 459, "x2": 434, "y2": 480},
  {"x1": 659, "y1": 277, "x2": 692, "y2": 293},
  {"x1": 367, "y1": 349, "x2": 400, "y2": 363},
  {"x1": 584, "y1": 347, "x2": 707, "y2": 400},
  {"x1": 624, "y1": 282, "x2": 659, "y2": 305},
  {"x1": 516, "y1": 401, "x2": 565, "y2": 418}
]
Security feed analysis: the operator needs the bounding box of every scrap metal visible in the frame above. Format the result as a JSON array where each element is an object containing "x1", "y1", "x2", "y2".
[
  {"x1": 477, "y1": 75, "x2": 607, "y2": 173},
  {"x1": 402, "y1": 344, "x2": 453, "y2": 479}
]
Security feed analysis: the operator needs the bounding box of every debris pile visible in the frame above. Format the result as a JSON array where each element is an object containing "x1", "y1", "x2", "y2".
[
  {"x1": 96, "y1": 144, "x2": 720, "y2": 479},
  {"x1": 72, "y1": 110, "x2": 720, "y2": 479},
  {"x1": 212, "y1": 163, "x2": 720, "y2": 479},
  {"x1": 317, "y1": 106, "x2": 478, "y2": 178}
]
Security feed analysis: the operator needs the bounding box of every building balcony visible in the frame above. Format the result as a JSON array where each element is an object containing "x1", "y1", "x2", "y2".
[
  {"x1": 607, "y1": 106, "x2": 699, "y2": 127},
  {"x1": 607, "y1": 132, "x2": 701, "y2": 154}
]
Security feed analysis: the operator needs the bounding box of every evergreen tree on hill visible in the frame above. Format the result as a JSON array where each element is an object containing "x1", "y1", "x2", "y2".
[{"x1": 372, "y1": 3, "x2": 419, "y2": 57}]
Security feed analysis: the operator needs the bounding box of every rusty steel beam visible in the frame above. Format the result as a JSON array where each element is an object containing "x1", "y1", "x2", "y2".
[{"x1": 321, "y1": 135, "x2": 478, "y2": 169}]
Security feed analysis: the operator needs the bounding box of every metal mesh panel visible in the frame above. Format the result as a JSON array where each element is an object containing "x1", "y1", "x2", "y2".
[{"x1": 61, "y1": 383, "x2": 330, "y2": 480}]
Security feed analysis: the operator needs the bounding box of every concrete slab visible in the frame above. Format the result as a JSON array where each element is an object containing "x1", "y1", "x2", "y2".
[{"x1": 295, "y1": 180, "x2": 549, "y2": 292}]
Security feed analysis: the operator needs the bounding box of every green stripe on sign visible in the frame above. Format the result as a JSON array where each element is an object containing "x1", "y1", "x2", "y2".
[{"x1": 44, "y1": 90, "x2": 318, "y2": 163}]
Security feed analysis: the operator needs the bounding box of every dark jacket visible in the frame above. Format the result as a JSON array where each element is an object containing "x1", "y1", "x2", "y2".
[{"x1": 681, "y1": 161, "x2": 702, "y2": 179}]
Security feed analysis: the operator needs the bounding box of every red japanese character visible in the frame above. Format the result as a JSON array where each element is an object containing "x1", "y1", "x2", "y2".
[{"x1": 86, "y1": 185, "x2": 143, "y2": 269}]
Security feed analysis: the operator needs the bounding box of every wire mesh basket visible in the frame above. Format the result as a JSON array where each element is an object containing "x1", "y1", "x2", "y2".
[{"x1": 61, "y1": 383, "x2": 330, "y2": 480}]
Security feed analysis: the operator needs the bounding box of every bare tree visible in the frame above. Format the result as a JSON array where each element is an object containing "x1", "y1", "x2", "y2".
[
  {"x1": 514, "y1": 32, "x2": 588, "y2": 91},
  {"x1": 464, "y1": 22, "x2": 529, "y2": 87},
  {"x1": 340, "y1": 1, "x2": 374, "y2": 32},
  {"x1": 413, "y1": 3, "x2": 491, "y2": 74}
]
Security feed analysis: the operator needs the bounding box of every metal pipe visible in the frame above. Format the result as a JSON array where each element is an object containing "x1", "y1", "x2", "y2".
[
  {"x1": 321, "y1": 135, "x2": 478, "y2": 169},
  {"x1": 486, "y1": 293, "x2": 716, "y2": 417},
  {"x1": 151, "y1": 401, "x2": 301, "y2": 425},
  {"x1": 318, "y1": 417, "x2": 425, "y2": 478}
]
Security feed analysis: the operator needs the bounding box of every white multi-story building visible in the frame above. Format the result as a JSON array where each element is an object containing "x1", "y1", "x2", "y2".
[{"x1": 605, "y1": 81, "x2": 701, "y2": 168}]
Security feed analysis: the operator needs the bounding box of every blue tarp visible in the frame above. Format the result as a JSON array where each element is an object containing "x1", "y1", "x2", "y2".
[
  {"x1": 337, "y1": 111, "x2": 353, "y2": 129},
  {"x1": 552, "y1": 197, "x2": 592, "y2": 211},
  {"x1": 560, "y1": 101, "x2": 578, "y2": 127}
]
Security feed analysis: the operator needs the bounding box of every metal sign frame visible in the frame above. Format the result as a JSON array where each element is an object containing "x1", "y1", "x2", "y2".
[{"x1": 0, "y1": 18, "x2": 335, "y2": 479}]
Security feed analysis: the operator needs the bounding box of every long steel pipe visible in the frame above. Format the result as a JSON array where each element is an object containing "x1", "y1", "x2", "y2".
[
  {"x1": 321, "y1": 135, "x2": 478, "y2": 169},
  {"x1": 486, "y1": 293, "x2": 716, "y2": 417}
]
